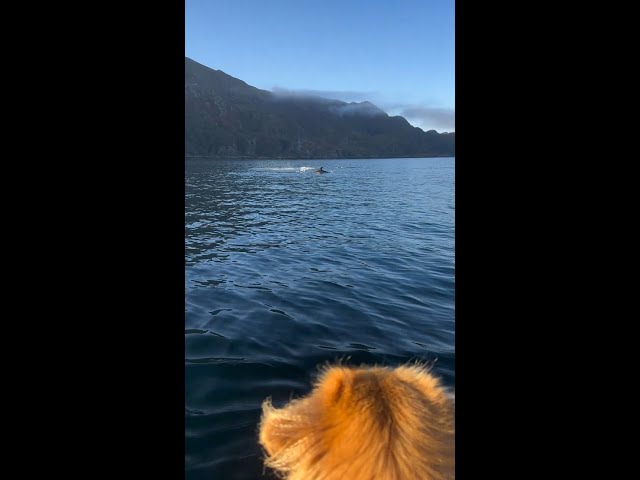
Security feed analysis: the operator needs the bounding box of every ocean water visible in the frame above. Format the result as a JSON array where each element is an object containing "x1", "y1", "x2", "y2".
[{"x1": 185, "y1": 157, "x2": 455, "y2": 479}]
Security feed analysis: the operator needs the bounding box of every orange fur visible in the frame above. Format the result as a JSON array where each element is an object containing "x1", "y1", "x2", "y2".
[{"x1": 259, "y1": 364, "x2": 455, "y2": 479}]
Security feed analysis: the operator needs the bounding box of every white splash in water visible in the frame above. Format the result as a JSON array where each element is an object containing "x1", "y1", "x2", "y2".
[
  {"x1": 258, "y1": 166, "x2": 317, "y2": 173},
  {"x1": 259, "y1": 167, "x2": 298, "y2": 171}
]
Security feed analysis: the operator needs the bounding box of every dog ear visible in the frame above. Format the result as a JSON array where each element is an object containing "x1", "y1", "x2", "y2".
[
  {"x1": 259, "y1": 368, "x2": 354, "y2": 461},
  {"x1": 394, "y1": 364, "x2": 449, "y2": 403},
  {"x1": 315, "y1": 366, "x2": 353, "y2": 409}
]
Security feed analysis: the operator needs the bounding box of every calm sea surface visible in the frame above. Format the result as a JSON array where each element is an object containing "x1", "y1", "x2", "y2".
[{"x1": 185, "y1": 157, "x2": 455, "y2": 479}]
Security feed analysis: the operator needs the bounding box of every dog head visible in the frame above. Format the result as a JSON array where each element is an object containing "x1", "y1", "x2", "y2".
[{"x1": 259, "y1": 364, "x2": 455, "y2": 480}]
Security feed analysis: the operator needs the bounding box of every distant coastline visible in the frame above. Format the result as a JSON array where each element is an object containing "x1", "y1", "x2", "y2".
[{"x1": 185, "y1": 154, "x2": 455, "y2": 160}]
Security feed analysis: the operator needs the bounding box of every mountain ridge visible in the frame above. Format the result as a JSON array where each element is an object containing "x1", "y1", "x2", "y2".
[{"x1": 185, "y1": 57, "x2": 454, "y2": 159}]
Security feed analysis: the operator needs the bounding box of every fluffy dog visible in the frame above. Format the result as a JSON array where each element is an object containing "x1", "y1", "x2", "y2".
[{"x1": 259, "y1": 364, "x2": 455, "y2": 479}]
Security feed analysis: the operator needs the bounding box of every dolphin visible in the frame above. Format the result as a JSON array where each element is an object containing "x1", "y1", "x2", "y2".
[{"x1": 315, "y1": 167, "x2": 329, "y2": 174}]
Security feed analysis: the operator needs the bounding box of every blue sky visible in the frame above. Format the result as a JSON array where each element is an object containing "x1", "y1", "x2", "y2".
[{"x1": 186, "y1": 0, "x2": 455, "y2": 132}]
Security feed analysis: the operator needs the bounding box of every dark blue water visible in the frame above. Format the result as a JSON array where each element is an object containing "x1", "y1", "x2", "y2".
[{"x1": 185, "y1": 158, "x2": 455, "y2": 479}]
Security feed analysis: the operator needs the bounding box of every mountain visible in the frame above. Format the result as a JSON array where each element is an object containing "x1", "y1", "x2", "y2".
[{"x1": 185, "y1": 57, "x2": 454, "y2": 158}]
